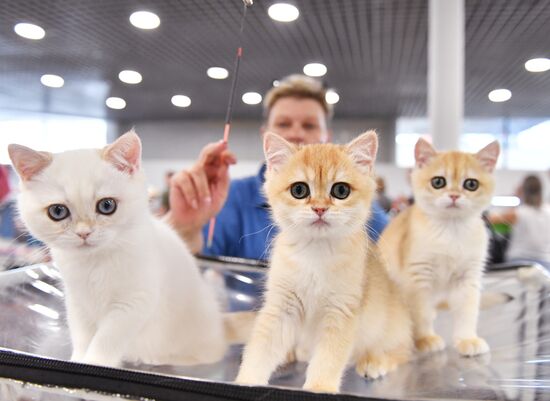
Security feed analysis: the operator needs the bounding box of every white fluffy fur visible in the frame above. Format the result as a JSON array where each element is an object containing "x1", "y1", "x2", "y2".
[{"x1": 11, "y1": 133, "x2": 226, "y2": 367}]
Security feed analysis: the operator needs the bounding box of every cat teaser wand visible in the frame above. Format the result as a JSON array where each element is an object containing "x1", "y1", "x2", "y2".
[{"x1": 207, "y1": 0, "x2": 253, "y2": 248}]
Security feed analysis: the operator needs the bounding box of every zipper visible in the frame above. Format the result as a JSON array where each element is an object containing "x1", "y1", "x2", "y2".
[{"x1": 0, "y1": 349, "x2": 391, "y2": 401}]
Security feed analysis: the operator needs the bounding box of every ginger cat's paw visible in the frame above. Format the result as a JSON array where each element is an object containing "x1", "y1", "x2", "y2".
[
  {"x1": 303, "y1": 382, "x2": 338, "y2": 393},
  {"x1": 455, "y1": 337, "x2": 489, "y2": 356},
  {"x1": 415, "y1": 334, "x2": 446, "y2": 353},
  {"x1": 355, "y1": 352, "x2": 401, "y2": 379}
]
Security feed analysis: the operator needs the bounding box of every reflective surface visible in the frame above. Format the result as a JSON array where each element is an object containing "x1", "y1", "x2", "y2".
[{"x1": 1, "y1": 259, "x2": 550, "y2": 400}]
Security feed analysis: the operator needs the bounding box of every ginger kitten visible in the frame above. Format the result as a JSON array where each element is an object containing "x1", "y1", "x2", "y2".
[
  {"x1": 236, "y1": 131, "x2": 412, "y2": 393},
  {"x1": 378, "y1": 138, "x2": 500, "y2": 357}
]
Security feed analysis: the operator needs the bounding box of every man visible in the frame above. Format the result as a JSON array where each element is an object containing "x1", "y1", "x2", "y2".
[{"x1": 166, "y1": 74, "x2": 388, "y2": 260}]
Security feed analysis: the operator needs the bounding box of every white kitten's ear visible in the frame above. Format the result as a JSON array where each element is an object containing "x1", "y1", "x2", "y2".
[
  {"x1": 103, "y1": 130, "x2": 142, "y2": 175},
  {"x1": 415, "y1": 138, "x2": 437, "y2": 168},
  {"x1": 475, "y1": 140, "x2": 500, "y2": 172},
  {"x1": 346, "y1": 130, "x2": 378, "y2": 173},
  {"x1": 8, "y1": 144, "x2": 52, "y2": 181},
  {"x1": 263, "y1": 132, "x2": 296, "y2": 172}
]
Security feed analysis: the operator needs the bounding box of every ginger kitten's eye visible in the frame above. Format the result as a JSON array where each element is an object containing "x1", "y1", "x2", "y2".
[
  {"x1": 463, "y1": 178, "x2": 479, "y2": 191},
  {"x1": 97, "y1": 198, "x2": 117, "y2": 215},
  {"x1": 330, "y1": 182, "x2": 351, "y2": 200},
  {"x1": 431, "y1": 176, "x2": 446, "y2": 189},
  {"x1": 47, "y1": 204, "x2": 70, "y2": 221},
  {"x1": 290, "y1": 182, "x2": 310, "y2": 199}
]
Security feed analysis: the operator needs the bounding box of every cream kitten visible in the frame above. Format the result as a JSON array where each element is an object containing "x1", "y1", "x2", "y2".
[
  {"x1": 236, "y1": 131, "x2": 412, "y2": 393},
  {"x1": 378, "y1": 138, "x2": 500, "y2": 357},
  {"x1": 8, "y1": 131, "x2": 227, "y2": 367}
]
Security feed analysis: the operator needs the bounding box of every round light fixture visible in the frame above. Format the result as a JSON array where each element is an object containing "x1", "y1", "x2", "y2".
[
  {"x1": 106, "y1": 97, "x2": 126, "y2": 110},
  {"x1": 242, "y1": 92, "x2": 262, "y2": 105},
  {"x1": 525, "y1": 58, "x2": 550, "y2": 73},
  {"x1": 268, "y1": 3, "x2": 300, "y2": 22},
  {"x1": 40, "y1": 74, "x2": 64, "y2": 88},
  {"x1": 303, "y1": 62, "x2": 327, "y2": 77},
  {"x1": 488, "y1": 89, "x2": 512, "y2": 103},
  {"x1": 272, "y1": 80, "x2": 280, "y2": 87},
  {"x1": 171, "y1": 95, "x2": 191, "y2": 108},
  {"x1": 118, "y1": 70, "x2": 142, "y2": 84},
  {"x1": 129, "y1": 11, "x2": 160, "y2": 30},
  {"x1": 325, "y1": 89, "x2": 339, "y2": 105},
  {"x1": 207, "y1": 67, "x2": 229, "y2": 80},
  {"x1": 14, "y1": 23, "x2": 45, "y2": 40}
]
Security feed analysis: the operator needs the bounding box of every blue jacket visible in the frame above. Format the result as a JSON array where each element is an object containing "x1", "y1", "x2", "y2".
[{"x1": 201, "y1": 165, "x2": 388, "y2": 260}]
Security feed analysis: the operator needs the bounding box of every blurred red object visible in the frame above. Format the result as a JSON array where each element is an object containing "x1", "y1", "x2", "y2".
[{"x1": 0, "y1": 166, "x2": 10, "y2": 204}]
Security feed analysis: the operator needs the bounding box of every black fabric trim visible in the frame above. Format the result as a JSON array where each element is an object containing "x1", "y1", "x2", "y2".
[{"x1": 0, "y1": 350, "x2": 401, "y2": 401}]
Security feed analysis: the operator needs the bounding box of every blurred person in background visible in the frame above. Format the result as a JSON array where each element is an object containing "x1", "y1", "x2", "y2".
[
  {"x1": 0, "y1": 165, "x2": 16, "y2": 239},
  {"x1": 375, "y1": 176, "x2": 392, "y2": 213},
  {"x1": 166, "y1": 74, "x2": 389, "y2": 260},
  {"x1": 489, "y1": 175, "x2": 550, "y2": 269}
]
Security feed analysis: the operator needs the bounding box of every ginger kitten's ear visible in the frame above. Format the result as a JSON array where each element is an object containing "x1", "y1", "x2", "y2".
[
  {"x1": 415, "y1": 138, "x2": 437, "y2": 168},
  {"x1": 263, "y1": 132, "x2": 296, "y2": 172},
  {"x1": 103, "y1": 130, "x2": 142, "y2": 175},
  {"x1": 475, "y1": 140, "x2": 500, "y2": 172},
  {"x1": 346, "y1": 130, "x2": 378, "y2": 173},
  {"x1": 8, "y1": 144, "x2": 52, "y2": 181}
]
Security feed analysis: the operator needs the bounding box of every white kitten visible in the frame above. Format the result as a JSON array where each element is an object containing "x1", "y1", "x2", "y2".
[{"x1": 8, "y1": 131, "x2": 227, "y2": 367}]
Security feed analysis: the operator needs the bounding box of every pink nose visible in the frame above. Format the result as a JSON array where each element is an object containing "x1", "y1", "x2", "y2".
[
  {"x1": 449, "y1": 194, "x2": 460, "y2": 202},
  {"x1": 77, "y1": 232, "x2": 91, "y2": 240},
  {"x1": 312, "y1": 207, "x2": 327, "y2": 217}
]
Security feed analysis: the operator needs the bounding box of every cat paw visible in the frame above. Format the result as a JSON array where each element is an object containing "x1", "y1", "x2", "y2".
[
  {"x1": 455, "y1": 337, "x2": 490, "y2": 356},
  {"x1": 415, "y1": 335, "x2": 446, "y2": 353},
  {"x1": 303, "y1": 381, "x2": 339, "y2": 393},
  {"x1": 355, "y1": 353, "x2": 399, "y2": 379}
]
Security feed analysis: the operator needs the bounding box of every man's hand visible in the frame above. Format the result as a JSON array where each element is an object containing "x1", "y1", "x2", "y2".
[{"x1": 166, "y1": 140, "x2": 236, "y2": 252}]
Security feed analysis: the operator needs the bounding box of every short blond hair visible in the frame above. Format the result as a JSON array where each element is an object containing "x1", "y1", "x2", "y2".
[{"x1": 263, "y1": 74, "x2": 333, "y2": 120}]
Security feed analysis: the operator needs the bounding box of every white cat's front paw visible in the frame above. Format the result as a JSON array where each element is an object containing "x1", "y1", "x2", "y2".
[
  {"x1": 415, "y1": 334, "x2": 446, "y2": 353},
  {"x1": 70, "y1": 350, "x2": 85, "y2": 362},
  {"x1": 235, "y1": 371, "x2": 268, "y2": 386},
  {"x1": 82, "y1": 352, "x2": 121, "y2": 367},
  {"x1": 455, "y1": 337, "x2": 489, "y2": 356}
]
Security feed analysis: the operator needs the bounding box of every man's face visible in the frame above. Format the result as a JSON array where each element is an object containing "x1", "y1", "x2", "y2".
[{"x1": 264, "y1": 97, "x2": 330, "y2": 145}]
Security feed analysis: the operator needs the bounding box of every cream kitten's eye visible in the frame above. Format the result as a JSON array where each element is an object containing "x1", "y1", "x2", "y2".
[
  {"x1": 463, "y1": 178, "x2": 479, "y2": 191},
  {"x1": 290, "y1": 182, "x2": 310, "y2": 199},
  {"x1": 97, "y1": 198, "x2": 117, "y2": 215},
  {"x1": 431, "y1": 176, "x2": 446, "y2": 189},
  {"x1": 47, "y1": 204, "x2": 70, "y2": 221},
  {"x1": 330, "y1": 182, "x2": 351, "y2": 200}
]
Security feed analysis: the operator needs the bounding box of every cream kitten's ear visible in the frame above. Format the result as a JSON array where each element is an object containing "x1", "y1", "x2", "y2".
[
  {"x1": 346, "y1": 130, "x2": 378, "y2": 173},
  {"x1": 263, "y1": 132, "x2": 296, "y2": 172},
  {"x1": 8, "y1": 144, "x2": 52, "y2": 181},
  {"x1": 103, "y1": 130, "x2": 142, "y2": 175},
  {"x1": 475, "y1": 140, "x2": 500, "y2": 172},
  {"x1": 415, "y1": 138, "x2": 437, "y2": 168}
]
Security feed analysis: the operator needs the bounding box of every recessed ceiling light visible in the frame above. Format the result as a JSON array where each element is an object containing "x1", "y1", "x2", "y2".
[
  {"x1": 268, "y1": 3, "x2": 300, "y2": 22},
  {"x1": 303, "y1": 63, "x2": 327, "y2": 77},
  {"x1": 106, "y1": 97, "x2": 126, "y2": 110},
  {"x1": 40, "y1": 74, "x2": 64, "y2": 88},
  {"x1": 14, "y1": 22, "x2": 45, "y2": 40},
  {"x1": 118, "y1": 70, "x2": 142, "y2": 84},
  {"x1": 325, "y1": 89, "x2": 339, "y2": 105},
  {"x1": 272, "y1": 80, "x2": 280, "y2": 87},
  {"x1": 171, "y1": 95, "x2": 191, "y2": 108},
  {"x1": 242, "y1": 92, "x2": 262, "y2": 105},
  {"x1": 129, "y1": 11, "x2": 160, "y2": 30},
  {"x1": 488, "y1": 89, "x2": 512, "y2": 103},
  {"x1": 525, "y1": 58, "x2": 550, "y2": 73},
  {"x1": 207, "y1": 67, "x2": 229, "y2": 80}
]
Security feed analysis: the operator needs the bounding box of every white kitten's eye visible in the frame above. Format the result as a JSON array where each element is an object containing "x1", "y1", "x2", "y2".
[
  {"x1": 47, "y1": 204, "x2": 70, "y2": 221},
  {"x1": 431, "y1": 176, "x2": 446, "y2": 189},
  {"x1": 96, "y1": 198, "x2": 117, "y2": 215},
  {"x1": 330, "y1": 182, "x2": 351, "y2": 200},
  {"x1": 290, "y1": 182, "x2": 310, "y2": 199},
  {"x1": 463, "y1": 178, "x2": 479, "y2": 191}
]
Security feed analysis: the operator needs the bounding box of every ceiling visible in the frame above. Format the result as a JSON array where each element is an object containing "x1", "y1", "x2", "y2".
[{"x1": 1, "y1": 0, "x2": 549, "y2": 122}]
